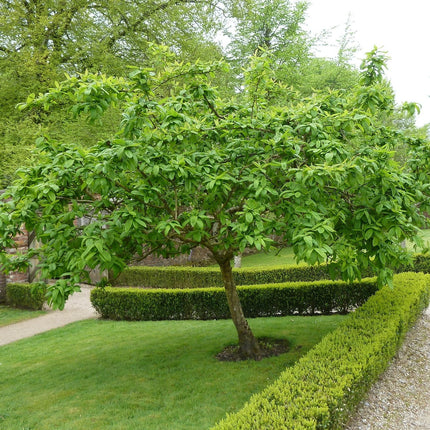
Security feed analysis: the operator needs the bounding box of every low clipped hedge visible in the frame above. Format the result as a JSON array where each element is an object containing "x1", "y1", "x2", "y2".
[
  {"x1": 6, "y1": 282, "x2": 47, "y2": 310},
  {"x1": 395, "y1": 253, "x2": 430, "y2": 274},
  {"x1": 211, "y1": 272, "x2": 430, "y2": 430},
  {"x1": 90, "y1": 278, "x2": 379, "y2": 321},
  {"x1": 111, "y1": 253, "x2": 430, "y2": 289}
]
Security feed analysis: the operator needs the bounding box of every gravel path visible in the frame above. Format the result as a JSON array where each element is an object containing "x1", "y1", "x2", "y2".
[
  {"x1": 346, "y1": 304, "x2": 430, "y2": 430},
  {"x1": 0, "y1": 284, "x2": 98, "y2": 346}
]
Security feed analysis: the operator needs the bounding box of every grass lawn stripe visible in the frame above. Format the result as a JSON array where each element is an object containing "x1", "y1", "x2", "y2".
[
  {"x1": 0, "y1": 315, "x2": 346, "y2": 430},
  {"x1": 0, "y1": 305, "x2": 46, "y2": 328}
]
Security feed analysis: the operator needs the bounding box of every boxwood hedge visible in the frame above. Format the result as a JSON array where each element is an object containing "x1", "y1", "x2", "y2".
[
  {"x1": 91, "y1": 278, "x2": 379, "y2": 321},
  {"x1": 112, "y1": 264, "x2": 334, "y2": 289},
  {"x1": 111, "y1": 254, "x2": 430, "y2": 289},
  {"x1": 5, "y1": 282, "x2": 47, "y2": 310},
  {"x1": 211, "y1": 272, "x2": 430, "y2": 430}
]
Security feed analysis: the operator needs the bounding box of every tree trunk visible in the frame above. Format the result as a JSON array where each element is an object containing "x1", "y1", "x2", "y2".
[
  {"x1": 0, "y1": 266, "x2": 6, "y2": 303},
  {"x1": 217, "y1": 257, "x2": 261, "y2": 360}
]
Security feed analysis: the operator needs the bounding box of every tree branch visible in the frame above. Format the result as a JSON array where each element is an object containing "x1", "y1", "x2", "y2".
[{"x1": 202, "y1": 93, "x2": 225, "y2": 119}]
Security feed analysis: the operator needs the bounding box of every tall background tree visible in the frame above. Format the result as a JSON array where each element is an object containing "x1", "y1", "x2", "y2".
[
  {"x1": 223, "y1": 0, "x2": 361, "y2": 95},
  {"x1": 300, "y1": 16, "x2": 360, "y2": 94},
  {"x1": 225, "y1": 0, "x2": 310, "y2": 86},
  {"x1": 0, "y1": 0, "x2": 227, "y2": 187}
]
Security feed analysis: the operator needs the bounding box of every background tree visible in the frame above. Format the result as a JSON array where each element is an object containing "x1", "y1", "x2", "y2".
[
  {"x1": 298, "y1": 17, "x2": 360, "y2": 95},
  {"x1": 224, "y1": 0, "x2": 311, "y2": 90},
  {"x1": 223, "y1": 0, "x2": 362, "y2": 96},
  {"x1": 1, "y1": 48, "x2": 429, "y2": 359},
  {"x1": 0, "y1": 0, "x2": 228, "y2": 187}
]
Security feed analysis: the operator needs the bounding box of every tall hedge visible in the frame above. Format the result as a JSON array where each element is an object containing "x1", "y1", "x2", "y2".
[
  {"x1": 91, "y1": 278, "x2": 379, "y2": 321},
  {"x1": 211, "y1": 272, "x2": 430, "y2": 429}
]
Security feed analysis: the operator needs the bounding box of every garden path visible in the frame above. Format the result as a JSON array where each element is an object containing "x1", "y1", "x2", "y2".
[
  {"x1": 0, "y1": 284, "x2": 97, "y2": 346},
  {"x1": 346, "y1": 304, "x2": 430, "y2": 429}
]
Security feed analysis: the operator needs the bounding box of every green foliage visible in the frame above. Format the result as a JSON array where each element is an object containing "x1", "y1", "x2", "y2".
[
  {"x1": 0, "y1": 141, "x2": 35, "y2": 189},
  {"x1": 113, "y1": 266, "x2": 223, "y2": 288},
  {"x1": 0, "y1": 0, "x2": 227, "y2": 186},
  {"x1": 6, "y1": 283, "x2": 47, "y2": 310},
  {"x1": 413, "y1": 253, "x2": 430, "y2": 271},
  {"x1": 113, "y1": 264, "x2": 334, "y2": 288},
  {"x1": 91, "y1": 278, "x2": 378, "y2": 321},
  {"x1": 0, "y1": 47, "x2": 429, "y2": 314},
  {"x1": 298, "y1": 57, "x2": 359, "y2": 95},
  {"x1": 224, "y1": 0, "x2": 362, "y2": 96},
  {"x1": 395, "y1": 253, "x2": 430, "y2": 274},
  {"x1": 407, "y1": 138, "x2": 430, "y2": 211},
  {"x1": 0, "y1": 0, "x2": 225, "y2": 80},
  {"x1": 360, "y1": 47, "x2": 389, "y2": 86},
  {"x1": 225, "y1": 0, "x2": 311, "y2": 89},
  {"x1": 212, "y1": 272, "x2": 430, "y2": 429},
  {"x1": 113, "y1": 253, "x2": 430, "y2": 288}
]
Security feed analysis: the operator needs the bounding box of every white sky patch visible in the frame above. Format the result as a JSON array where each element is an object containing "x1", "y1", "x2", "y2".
[{"x1": 305, "y1": 0, "x2": 430, "y2": 127}]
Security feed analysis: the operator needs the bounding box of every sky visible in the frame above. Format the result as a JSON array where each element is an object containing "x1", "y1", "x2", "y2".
[{"x1": 305, "y1": 0, "x2": 430, "y2": 127}]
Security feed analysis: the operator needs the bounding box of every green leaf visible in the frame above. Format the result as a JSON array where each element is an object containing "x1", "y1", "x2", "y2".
[
  {"x1": 124, "y1": 219, "x2": 133, "y2": 233},
  {"x1": 364, "y1": 229, "x2": 373, "y2": 240},
  {"x1": 303, "y1": 236, "x2": 313, "y2": 247}
]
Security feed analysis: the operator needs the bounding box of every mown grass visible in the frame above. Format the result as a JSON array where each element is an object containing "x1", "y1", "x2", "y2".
[
  {"x1": 0, "y1": 315, "x2": 346, "y2": 430},
  {"x1": 239, "y1": 247, "x2": 297, "y2": 267},
  {"x1": 238, "y1": 228, "x2": 430, "y2": 268},
  {"x1": 0, "y1": 305, "x2": 46, "y2": 328}
]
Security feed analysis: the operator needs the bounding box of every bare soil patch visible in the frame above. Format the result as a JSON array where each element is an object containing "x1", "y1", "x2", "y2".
[{"x1": 216, "y1": 337, "x2": 290, "y2": 361}]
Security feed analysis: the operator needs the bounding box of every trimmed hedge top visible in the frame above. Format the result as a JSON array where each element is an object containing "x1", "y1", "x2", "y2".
[
  {"x1": 91, "y1": 278, "x2": 379, "y2": 321},
  {"x1": 111, "y1": 263, "x2": 333, "y2": 289},
  {"x1": 111, "y1": 253, "x2": 430, "y2": 289}
]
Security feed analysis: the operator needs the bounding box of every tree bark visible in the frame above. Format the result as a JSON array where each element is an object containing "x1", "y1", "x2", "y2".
[
  {"x1": 0, "y1": 266, "x2": 6, "y2": 303},
  {"x1": 217, "y1": 256, "x2": 261, "y2": 360}
]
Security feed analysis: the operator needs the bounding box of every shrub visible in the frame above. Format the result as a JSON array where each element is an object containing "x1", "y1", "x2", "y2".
[
  {"x1": 211, "y1": 272, "x2": 430, "y2": 430},
  {"x1": 111, "y1": 266, "x2": 225, "y2": 289},
  {"x1": 395, "y1": 253, "x2": 430, "y2": 274},
  {"x1": 111, "y1": 254, "x2": 430, "y2": 289},
  {"x1": 90, "y1": 279, "x2": 379, "y2": 321},
  {"x1": 6, "y1": 282, "x2": 47, "y2": 310}
]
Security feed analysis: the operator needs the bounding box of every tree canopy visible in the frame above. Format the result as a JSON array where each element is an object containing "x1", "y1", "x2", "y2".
[
  {"x1": 3, "y1": 0, "x2": 410, "y2": 190},
  {"x1": 1, "y1": 46, "x2": 429, "y2": 359}
]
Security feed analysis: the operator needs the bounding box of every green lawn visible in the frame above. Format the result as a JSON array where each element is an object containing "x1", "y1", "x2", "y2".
[
  {"x1": 0, "y1": 315, "x2": 346, "y2": 430},
  {"x1": 0, "y1": 305, "x2": 46, "y2": 328},
  {"x1": 237, "y1": 228, "x2": 430, "y2": 268},
  {"x1": 239, "y1": 247, "x2": 297, "y2": 267}
]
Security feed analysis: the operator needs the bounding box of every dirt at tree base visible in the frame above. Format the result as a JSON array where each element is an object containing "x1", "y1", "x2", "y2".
[{"x1": 216, "y1": 337, "x2": 290, "y2": 361}]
